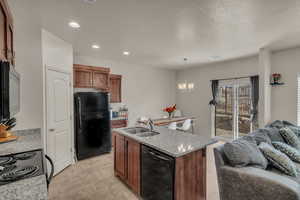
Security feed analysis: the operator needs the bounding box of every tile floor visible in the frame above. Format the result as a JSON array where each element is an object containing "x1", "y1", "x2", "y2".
[{"x1": 48, "y1": 142, "x2": 222, "y2": 200}]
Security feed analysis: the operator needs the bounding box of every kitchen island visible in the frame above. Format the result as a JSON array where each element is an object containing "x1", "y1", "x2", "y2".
[{"x1": 113, "y1": 126, "x2": 216, "y2": 200}]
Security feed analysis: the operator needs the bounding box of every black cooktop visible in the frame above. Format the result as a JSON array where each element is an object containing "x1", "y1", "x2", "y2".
[{"x1": 0, "y1": 150, "x2": 45, "y2": 185}]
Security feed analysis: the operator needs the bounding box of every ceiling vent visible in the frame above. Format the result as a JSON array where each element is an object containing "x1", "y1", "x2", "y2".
[{"x1": 83, "y1": 0, "x2": 96, "y2": 3}]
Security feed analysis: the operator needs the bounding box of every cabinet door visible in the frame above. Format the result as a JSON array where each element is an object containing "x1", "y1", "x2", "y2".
[
  {"x1": 93, "y1": 71, "x2": 109, "y2": 90},
  {"x1": 0, "y1": 4, "x2": 7, "y2": 61},
  {"x1": 111, "y1": 131, "x2": 116, "y2": 147},
  {"x1": 114, "y1": 134, "x2": 126, "y2": 178},
  {"x1": 126, "y1": 138, "x2": 140, "y2": 195},
  {"x1": 7, "y1": 24, "x2": 13, "y2": 65},
  {"x1": 73, "y1": 69, "x2": 93, "y2": 88},
  {"x1": 110, "y1": 74, "x2": 122, "y2": 103}
]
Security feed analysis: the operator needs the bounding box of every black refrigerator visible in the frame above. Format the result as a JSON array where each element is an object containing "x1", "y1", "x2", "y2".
[{"x1": 74, "y1": 92, "x2": 111, "y2": 160}]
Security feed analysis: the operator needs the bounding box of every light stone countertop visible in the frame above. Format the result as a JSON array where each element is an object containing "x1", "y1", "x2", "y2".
[
  {"x1": 0, "y1": 175, "x2": 47, "y2": 200},
  {"x1": 0, "y1": 128, "x2": 47, "y2": 200},
  {"x1": 115, "y1": 126, "x2": 216, "y2": 157},
  {"x1": 0, "y1": 128, "x2": 43, "y2": 156}
]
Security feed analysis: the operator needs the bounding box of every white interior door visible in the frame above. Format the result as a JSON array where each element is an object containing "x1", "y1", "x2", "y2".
[{"x1": 46, "y1": 68, "x2": 72, "y2": 175}]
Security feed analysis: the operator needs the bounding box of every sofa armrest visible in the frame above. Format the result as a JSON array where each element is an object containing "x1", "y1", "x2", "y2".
[{"x1": 218, "y1": 166, "x2": 300, "y2": 200}]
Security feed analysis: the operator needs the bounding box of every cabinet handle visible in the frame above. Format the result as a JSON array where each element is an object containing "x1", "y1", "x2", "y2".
[
  {"x1": 78, "y1": 97, "x2": 82, "y2": 129},
  {"x1": 148, "y1": 151, "x2": 171, "y2": 162}
]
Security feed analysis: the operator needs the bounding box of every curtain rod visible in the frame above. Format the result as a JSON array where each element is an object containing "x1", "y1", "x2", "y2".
[{"x1": 210, "y1": 75, "x2": 259, "y2": 82}]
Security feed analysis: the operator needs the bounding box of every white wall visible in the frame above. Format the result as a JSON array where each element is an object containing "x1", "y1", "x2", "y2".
[
  {"x1": 176, "y1": 56, "x2": 259, "y2": 137},
  {"x1": 41, "y1": 30, "x2": 73, "y2": 72},
  {"x1": 8, "y1": 0, "x2": 43, "y2": 130},
  {"x1": 41, "y1": 29, "x2": 74, "y2": 154},
  {"x1": 75, "y1": 56, "x2": 176, "y2": 125},
  {"x1": 271, "y1": 47, "x2": 300, "y2": 124}
]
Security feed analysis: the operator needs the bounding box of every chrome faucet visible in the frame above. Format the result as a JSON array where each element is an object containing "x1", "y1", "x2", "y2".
[{"x1": 148, "y1": 119, "x2": 154, "y2": 132}]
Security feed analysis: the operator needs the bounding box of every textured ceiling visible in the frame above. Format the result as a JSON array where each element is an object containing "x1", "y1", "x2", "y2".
[{"x1": 36, "y1": 0, "x2": 300, "y2": 68}]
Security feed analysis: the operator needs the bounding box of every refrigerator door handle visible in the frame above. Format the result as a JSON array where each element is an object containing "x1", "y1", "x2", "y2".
[{"x1": 78, "y1": 97, "x2": 82, "y2": 129}]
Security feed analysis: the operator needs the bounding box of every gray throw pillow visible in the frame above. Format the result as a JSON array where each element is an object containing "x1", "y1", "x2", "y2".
[
  {"x1": 266, "y1": 120, "x2": 284, "y2": 129},
  {"x1": 279, "y1": 127, "x2": 300, "y2": 150},
  {"x1": 283, "y1": 120, "x2": 297, "y2": 127},
  {"x1": 259, "y1": 142, "x2": 298, "y2": 177},
  {"x1": 249, "y1": 129, "x2": 272, "y2": 145},
  {"x1": 263, "y1": 127, "x2": 285, "y2": 143},
  {"x1": 223, "y1": 136, "x2": 268, "y2": 169},
  {"x1": 272, "y1": 142, "x2": 300, "y2": 163},
  {"x1": 289, "y1": 126, "x2": 300, "y2": 138}
]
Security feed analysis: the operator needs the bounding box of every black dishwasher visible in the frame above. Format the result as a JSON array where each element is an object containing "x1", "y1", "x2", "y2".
[{"x1": 141, "y1": 145, "x2": 175, "y2": 200}]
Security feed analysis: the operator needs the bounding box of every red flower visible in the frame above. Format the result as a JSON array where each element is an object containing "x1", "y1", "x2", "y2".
[
  {"x1": 163, "y1": 104, "x2": 177, "y2": 113},
  {"x1": 272, "y1": 73, "x2": 281, "y2": 78}
]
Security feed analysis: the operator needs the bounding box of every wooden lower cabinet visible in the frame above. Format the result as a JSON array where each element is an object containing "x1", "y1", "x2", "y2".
[
  {"x1": 111, "y1": 120, "x2": 127, "y2": 147},
  {"x1": 175, "y1": 149, "x2": 206, "y2": 200},
  {"x1": 114, "y1": 132, "x2": 206, "y2": 200},
  {"x1": 125, "y1": 137, "x2": 140, "y2": 195},
  {"x1": 114, "y1": 133, "x2": 140, "y2": 195},
  {"x1": 114, "y1": 134, "x2": 126, "y2": 178}
]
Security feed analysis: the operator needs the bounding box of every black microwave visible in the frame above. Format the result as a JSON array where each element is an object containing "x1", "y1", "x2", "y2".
[{"x1": 0, "y1": 61, "x2": 20, "y2": 122}]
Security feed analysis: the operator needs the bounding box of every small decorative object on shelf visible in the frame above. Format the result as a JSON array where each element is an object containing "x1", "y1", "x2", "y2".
[
  {"x1": 270, "y1": 73, "x2": 284, "y2": 86},
  {"x1": 163, "y1": 104, "x2": 176, "y2": 119}
]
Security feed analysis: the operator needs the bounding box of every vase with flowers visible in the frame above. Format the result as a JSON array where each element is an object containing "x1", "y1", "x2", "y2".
[
  {"x1": 272, "y1": 73, "x2": 281, "y2": 84},
  {"x1": 163, "y1": 104, "x2": 176, "y2": 119}
]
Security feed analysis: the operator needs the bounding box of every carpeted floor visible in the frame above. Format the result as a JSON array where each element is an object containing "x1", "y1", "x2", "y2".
[{"x1": 48, "y1": 142, "x2": 222, "y2": 200}]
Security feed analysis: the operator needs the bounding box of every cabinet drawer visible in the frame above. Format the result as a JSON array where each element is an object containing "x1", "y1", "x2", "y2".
[{"x1": 111, "y1": 120, "x2": 127, "y2": 128}]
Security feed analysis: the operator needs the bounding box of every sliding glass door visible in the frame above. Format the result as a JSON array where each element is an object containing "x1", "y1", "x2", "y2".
[
  {"x1": 215, "y1": 82, "x2": 235, "y2": 138},
  {"x1": 215, "y1": 78, "x2": 257, "y2": 139}
]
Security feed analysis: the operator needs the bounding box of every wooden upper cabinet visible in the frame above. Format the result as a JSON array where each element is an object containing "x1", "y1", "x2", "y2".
[
  {"x1": 74, "y1": 66, "x2": 93, "y2": 88},
  {"x1": 7, "y1": 24, "x2": 13, "y2": 65},
  {"x1": 0, "y1": 5, "x2": 6, "y2": 61},
  {"x1": 0, "y1": 0, "x2": 14, "y2": 65},
  {"x1": 73, "y1": 64, "x2": 110, "y2": 90},
  {"x1": 93, "y1": 70, "x2": 109, "y2": 90},
  {"x1": 110, "y1": 74, "x2": 122, "y2": 103}
]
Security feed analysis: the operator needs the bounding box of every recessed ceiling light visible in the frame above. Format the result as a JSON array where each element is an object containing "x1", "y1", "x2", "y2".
[
  {"x1": 123, "y1": 51, "x2": 130, "y2": 56},
  {"x1": 92, "y1": 44, "x2": 100, "y2": 49},
  {"x1": 68, "y1": 21, "x2": 80, "y2": 29}
]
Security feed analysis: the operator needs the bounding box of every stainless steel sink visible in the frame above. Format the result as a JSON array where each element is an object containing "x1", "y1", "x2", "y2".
[
  {"x1": 136, "y1": 131, "x2": 160, "y2": 137},
  {"x1": 124, "y1": 127, "x2": 150, "y2": 134}
]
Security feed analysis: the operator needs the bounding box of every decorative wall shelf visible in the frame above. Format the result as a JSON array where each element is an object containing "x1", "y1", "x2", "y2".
[{"x1": 270, "y1": 82, "x2": 285, "y2": 86}]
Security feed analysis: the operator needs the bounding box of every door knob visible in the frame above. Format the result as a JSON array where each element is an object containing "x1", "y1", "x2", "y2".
[{"x1": 49, "y1": 129, "x2": 55, "y2": 132}]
